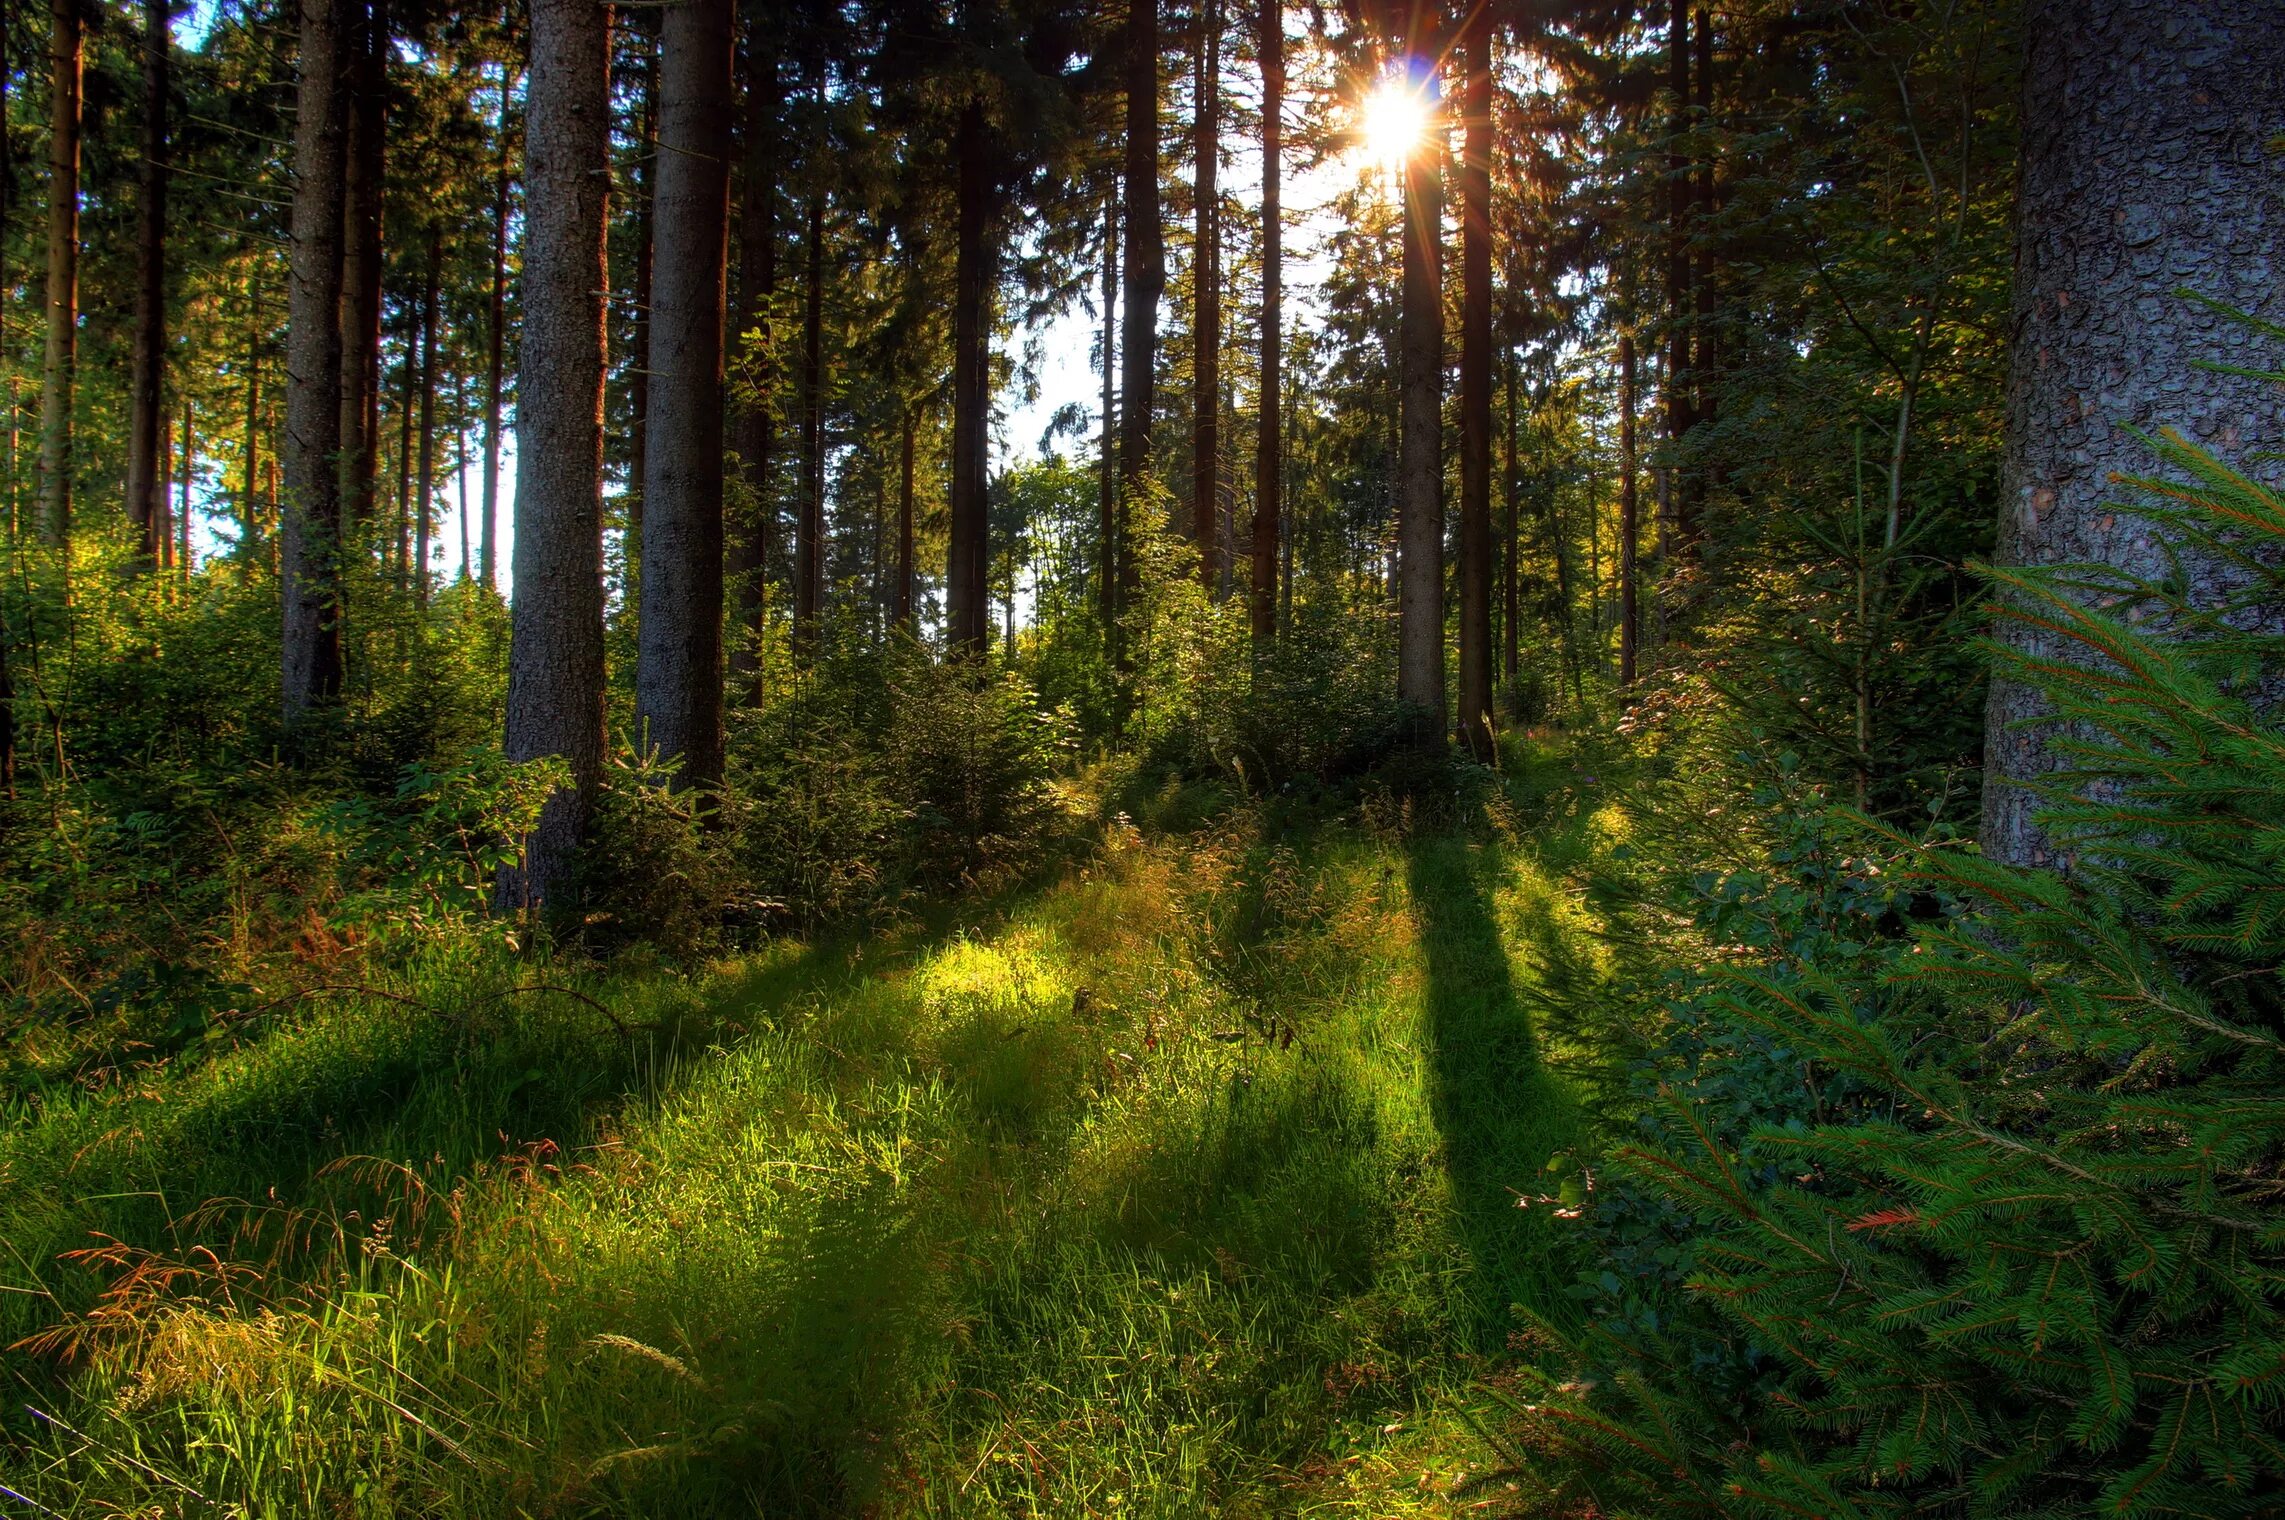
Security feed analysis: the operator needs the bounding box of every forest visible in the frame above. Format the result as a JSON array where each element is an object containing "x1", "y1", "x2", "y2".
[{"x1": 2, "y1": 0, "x2": 2283, "y2": 1511}]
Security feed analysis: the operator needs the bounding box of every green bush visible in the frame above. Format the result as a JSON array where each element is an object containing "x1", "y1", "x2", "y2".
[{"x1": 1515, "y1": 428, "x2": 2285, "y2": 1516}]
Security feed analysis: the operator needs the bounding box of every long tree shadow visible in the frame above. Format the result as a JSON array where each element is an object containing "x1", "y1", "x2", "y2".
[{"x1": 1404, "y1": 830, "x2": 1588, "y2": 1344}]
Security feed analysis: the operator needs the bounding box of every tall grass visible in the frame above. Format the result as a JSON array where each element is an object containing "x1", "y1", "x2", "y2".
[{"x1": 3, "y1": 766, "x2": 1640, "y2": 1516}]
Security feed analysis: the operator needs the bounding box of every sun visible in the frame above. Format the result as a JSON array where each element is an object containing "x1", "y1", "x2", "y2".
[{"x1": 1357, "y1": 71, "x2": 1434, "y2": 171}]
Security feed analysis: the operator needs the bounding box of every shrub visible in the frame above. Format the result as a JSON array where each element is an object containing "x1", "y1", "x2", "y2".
[{"x1": 1515, "y1": 428, "x2": 2285, "y2": 1516}]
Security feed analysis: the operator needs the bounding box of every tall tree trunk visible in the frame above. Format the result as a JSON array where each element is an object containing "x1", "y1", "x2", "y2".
[
  {"x1": 483, "y1": 53, "x2": 513, "y2": 593},
  {"x1": 1115, "y1": 0, "x2": 1164, "y2": 668},
  {"x1": 1690, "y1": 4, "x2": 1715, "y2": 453},
  {"x1": 240, "y1": 271, "x2": 263, "y2": 559},
  {"x1": 946, "y1": 97, "x2": 994, "y2": 656},
  {"x1": 1662, "y1": 0, "x2": 1693, "y2": 548},
  {"x1": 1502, "y1": 343, "x2": 1519, "y2": 692},
  {"x1": 793, "y1": 191, "x2": 825, "y2": 659},
  {"x1": 125, "y1": 0, "x2": 170, "y2": 567},
  {"x1": 37, "y1": 0, "x2": 82, "y2": 546},
  {"x1": 500, "y1": 0, "x2": 611, "y2": 910},
  {"x1": 727, "y1": 24, "x2": 776, "y2": 695},
  {"x1": 625, "y1": 35, "x2": 657, "y2": 567},
  {"x1": 1395, "y1": 64, "x2": 1444, "y2": 728},
  {"x1": 1249, "y1": 0, "x2": 1280, "y2": 651},
  {"x1": 394, "y1": 326, "x2": 415, "y2": 573},
  {"x1": 338, "y1": 0, "x2": 384, "y2": 529},
  {"x1": 896, "y1": 406, "x2": 916, "y2": 633},
  {"x1": 1099, "y1": 187, "x2": 1117, "y2": 637},
  {"x1": 281, "y1": 0, "x2": 349, "y2": 724},
  {"x1": 1618, "y1": 331, "x2": 1638, "y2": 687},
  {"x1": 1190, "y1": 0, "x2": 1218, "y2": 583},
  {"x1": 633, "y1": 0, "x2": 733, "y2": 791},
  {"x1": 1455, "y1": 16, "x2": 1493, "y2": 755},
  {"x1": 1980, "y1": 2, "x2": 2285, "y2": 868},
  {"x1": 176, "y1": 401, "x2": 194, "y2": 572},
  {"x1": 155, "y1": 414, "x2": 175, "y2": 570},
  {"x1": 414, "y1": 224, "x2": 441, "y2": 608}
]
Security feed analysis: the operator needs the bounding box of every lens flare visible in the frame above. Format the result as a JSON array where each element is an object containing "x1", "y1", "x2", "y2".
[{"x1": 1358, "y1": 71, "x2": 1433, "y2": 171}]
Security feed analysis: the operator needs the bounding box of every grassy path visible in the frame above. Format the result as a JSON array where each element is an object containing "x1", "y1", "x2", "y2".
[{"x1": 3, "y1": 776, "x2": 1630, "y2": 1516}]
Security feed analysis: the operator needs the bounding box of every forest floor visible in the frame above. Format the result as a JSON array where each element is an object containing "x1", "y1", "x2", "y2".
[{"x1": 3, "y1": 744, "x2": 1649, "y2": 1516}]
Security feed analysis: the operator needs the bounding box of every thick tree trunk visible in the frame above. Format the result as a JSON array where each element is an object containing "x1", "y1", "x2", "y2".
[
  {"x1": 1618, "y1": 332, "x2": 1637, "y2": 686},
  {"x1": 1116, "y1": 0, "x2": 1164, "y2": 649},
  {"x1": 1099, "y1": 187, "x2": 1117, "y2": 636},
  {"x1": 793, "y1": 192, "x2": 825, "y2": 658},
  {"x1": 125, "y1": 0, "x2": 170, "y2": 567},
  {"x1": 1455, "y1": 19, "x2": 1493, "y2": 755},
  {"x1": 1250, "y1": 0, "x2": 1280, "y2": 651},
  {"x1": 414, "y1": 224, "x2": 441, "y2": 607},
  {"x1": 896, "y1": 406, "x2": 916, "y2": 633},
  {"x1": 483, "y1": 57, "x2": 512, "y2": 593},
  {"x1": 1981, "y1": 1, "x2": 2285, "y2": 867},
  {"x1": 37, "y1": 0, "x2": 81, "y2": 546},
  {"x1": 634, "y1": 0, "x2": 733, "y2": 791},
  {"x1": 727, "y1": 28, "x2": 776, "y2": 695},
  {"x1": 946, "y1": 97, "x2": 994, "y2": 656},
  {"x1": 338, "y1": 0, "x2": 384, "y2": 529},
  {"x1": 1395, "y1": 70, "x2": 1444, "y2": 728},
  {"x1": 281, "y1": 0, "x2": 349, "y2": 723},
  {"x1": 1190, "y1": 0, "x2": 1218, "y2": 583},
  {"x1": 500, "y1": 0, "x2": 611, "y2": 910}
]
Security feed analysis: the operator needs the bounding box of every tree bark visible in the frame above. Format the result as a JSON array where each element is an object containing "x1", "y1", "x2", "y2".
[
  {"x1": 242, "y1": 273, "x2": 263, "y2": 558},
  {"x1": 1980, "y1": 1, "x2": 2285, "y2": 868},
  {"x1": 125, "y1": 0, "x2": 170, "y2": 567},
  {"x1": 338, "y1": 0, "x2": 384, "y2": 529},
  {"x1": 483, "y1": 52, "x2": 513, "y2": 593},
  {"x1": 634, "y1": 0, "x2": 733, "y2": 791},
  {"x1": 1502, "y1": 343, "x2": 1519, "y2": 692},
  {"x1": 281, "y1": 0, "x2": 349, "y2": 723},
  {"x1": 393, "y1": 319, "x2": 415, "y2": 573},
  {"x1": 1249, "y1": 0, "x2": 1280, "y2": 651},
  {"x1": 945, "y1": 96, "x2": 994, "y2": 656},
  {"x1": 1618, "y1": 331, "x2": 1638, "y2": 687},
  {"x1": 1455, "y1": 16, "x2": 1493, "y2": 755},
  {"x1": 500, "y1": 0, "x2": 611, "y2": 910},
  {"x1": 1395, "y1": 66, "x2": 1444, "y2": 728},
  {"x1": 155, "y1": 414, "x2": 175, "y2": 570},
  {"x1": 37, "y1": 0, "x2": 82, "y2": 546},
  {"x1": 177, "y1": 400, "x2": 194, "y2": 572},
  {"x1": 727, "y1": 24, "x2": 776, "y2": 695},
  {"x1": 1662, "y1": 0, "x2": 1692, "y2": 548},
  {"x1": 1190, "y1": 0, "x2": 1218, "y2": 584},
  {"x1": 793, "y1": 191, "x2": 825, "y2": 658},
  {"x1": 896, "y1": 406, "x2": 916, "y2": 633},
  {"x1": 414, "y1": 223, "x2": 441, "y2": 607},
  {"x1": 1099, "y1": 186, "x2": 1118, "y2": 637},
  {"x1": 1116, "y1": 0, "x2": 1164, "y2": 654}
]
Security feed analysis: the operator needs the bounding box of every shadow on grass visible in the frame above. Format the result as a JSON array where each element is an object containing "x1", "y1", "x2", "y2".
[{"x1": 1405, "y1": 831, "x2": 1587, "y2": 1344}]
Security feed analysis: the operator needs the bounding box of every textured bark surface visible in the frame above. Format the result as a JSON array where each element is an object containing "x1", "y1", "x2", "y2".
[
  {"x1": 37, "y1": 0, "x2": 81, "y2": 545},
  {"x1": 794, "y1": 192, "x2": 825, "y2": 658},
  {"x1": 635, "y1": 0, "x2": 733, "y2": 790},
  {"x1": 413, "y1": 226, "x2": 440, "y2": 606},
  {"x1": 501, "y1": 0, "x2": 611, "y2": 909},
  {"x1": 1116, "y1": 0, "x2": 1164, "y2": 637},
  {"x1": 946, "y1": 98, "x2": 994, "y2": 655},
  {"x1": 125, "y1": 0, "x2": 169, "y2": 565},
  {"x1": 338, "y1": 0, "x2": 385, "y2": 528},
  {"x1": 1661, "y1": 0, "x2": 1691, "y2": 547},
  {"x1": 1395, "y1": 99, "x2": 1444, "y2": 723},
  {"x1": 1249, "y1": 0, "x2": 1279, "y2": 650},
  {"x1": 483, "y1": 59, "x2": 512, "y2": 592},
  {"x1": 281, "y1": 0, "x2": 349, "y2": 722},
  {"x1": 1981, "y1": 0, "x2": 2285, "y2": 867},
  {"x1": 1190, "y1": 0, "x2": 1218, "y2": 582},
  {"x1": 1455, "y1": 21, "x2": 1492, "y2": 754},
  {"x1": 896, "y1": 408, "x2": 916, "y2": 632},
  {"x1": 1099, "y1": 189, "x2": 1118, "y2": 635},
  {"x1": 727, "y1": 27, "x2": 776, "y2": 694},
  {"x1": 625, "y1": 37, "x2": 657, "y2": 560},
  {"x1": 1618, "y1": 332, "x2": 1638, "y2": 686}
]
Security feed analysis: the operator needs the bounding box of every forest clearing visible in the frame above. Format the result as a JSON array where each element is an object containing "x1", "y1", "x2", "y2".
[{"x1": 5, "y1": 0, "x2": 2285, "y2": 1512}]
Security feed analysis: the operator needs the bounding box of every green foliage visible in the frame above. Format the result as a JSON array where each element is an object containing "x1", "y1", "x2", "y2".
[{"x1": 1519, "y1": 434, "x2": 2285, "y2": 1515}]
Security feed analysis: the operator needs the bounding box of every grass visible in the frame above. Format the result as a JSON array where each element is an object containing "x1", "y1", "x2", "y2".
[{"x1": 0, "y1": 751, "x2": 1646, "y2": 1516}]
